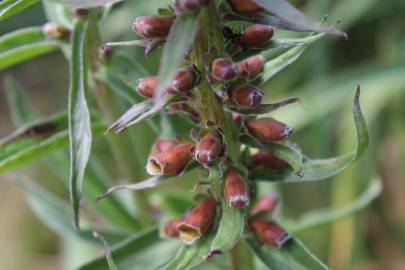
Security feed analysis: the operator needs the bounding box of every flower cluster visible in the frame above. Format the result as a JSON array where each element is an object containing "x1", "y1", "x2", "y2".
[{"x1": 117, "y1": 0, "x2": 296, "y2": 249}]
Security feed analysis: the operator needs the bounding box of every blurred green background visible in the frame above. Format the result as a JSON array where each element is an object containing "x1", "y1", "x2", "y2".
[{"x1": 1, "y1": 0, "x2": 405, "y2": 269}]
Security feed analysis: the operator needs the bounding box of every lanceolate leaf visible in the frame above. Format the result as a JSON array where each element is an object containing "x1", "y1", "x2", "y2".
[
  {"x1": 248, "y1": 238, "x2": 329, "y2": 270},
  {"x1": 0, "y1": 27, "x2": 62, "y2": 70},
  {"x1": 252, "y1": 86, "x2": 369, "y2": 183},
  {"x1": 69, "y1": 18, "x2": 92, "y2": 229},
  {"x1": 252, "y1": 0, "x2": 346, "y2": 37},
  {"x1": 283, "y1": 178, "x2": 382, "y2": 232},
  {"x1": 154, "y1": 10, "x2": 200, "y2": 104},
  {"x1": 227, "y1": 97, "x2": 301, "y2": 115},
  {"x1": 0, "y1": 0, "x2": 38, "y2": 22},
  {"x1": 160, "y1": 234, "x2": 214, "y2": 270},
  {"x1": 210, "y1": 202, "x2": 246, "y2": 254},
  {"x1": 4, "y1": 76, "x2": 34, "y2": 126},
  {"x1": 14, "y1": 175, "x2": 125, "y2": 243},
  {"x1": 78, "y1": 228, "x2": 163, "y2": 270},
  {"x1": 50, "y1": 0, "x2": 123, "y2": 9}
]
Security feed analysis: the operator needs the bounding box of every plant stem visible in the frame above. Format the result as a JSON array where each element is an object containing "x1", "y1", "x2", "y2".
[
  {"x1": 192, "y1": 2, "x2": 252, "y2": 268},
  {"x1": 87, "y1": 13, "x2": 153, "y2": 226}
]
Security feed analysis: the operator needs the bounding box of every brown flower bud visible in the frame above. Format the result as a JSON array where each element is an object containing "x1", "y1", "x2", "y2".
[
  {"x1": 227, "y1": 0, "x2": 264, "y2": 15},
  {"x1": 250, "y1": 219, "x2": 291, "y2": 247},
  {"x1": 237, "y1": 24, "x2": 273, "y2": 48},
  {"x1": 224, "y1": 168, "x2": 250, "y2": 208},
  {"x1": 211, "y1": 58, "x2": 238, "y2": 81},
  {"x1": 248, "y1": 150, "x2": 286, "y2": 169},
  {"x1": 245, "y1": 118, "x2": 293, "y2": 142},
  {"x1": 237, "y1": 55, "x2": 265, "y2": 81},
  {"x1": 146, "y1": 143, "x2": 194, "y2": 176},
  {"x1": 176, "y1": 0, "x2": 209, "y2": 11},
  {"x1": 251, "y1": 193, "x2": 278, "y2": 216},
  {"x1": 230, "y1": 85, "x2": 263, "y2": 108},
  {"x1": 98, "y1": 45, "x2": 114, "y2": 61},
  {"x1": 42, "y1": 23, "x2": 69, "y2": 39},
  {"x1": 195, "y1": 131, "x2": 222, "y2": 165},
  {"x1": 132, "y1": 16, "x2": 175, "y2": 39},
  {"x1": 178, "y1": 197, "x2": 216, "y2": 245},
  {"x1": 150, "y1": 138, "x2": 180, "y2": 156},
  {"x1": 167, "y1": 66, "x2": 198, "y2": 95},
  {"x1": 160, "y1": 217, "x2": 184, "y2": 239},
  {"x1": 136, "y1": 76, "x2": 159, "y2": 98}
]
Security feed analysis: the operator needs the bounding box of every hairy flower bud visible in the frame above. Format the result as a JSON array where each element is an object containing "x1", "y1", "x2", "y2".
[
  {"x1": 231, "y1": 112, "x2": 243, "y2": 124},
  {"x1": 176, "y1": 0, "x2": 209, "y2": 11},
  {"x1": 195, "y1": 131, "x2": 222, "y2": 165},
  {"x1": 150, "y1": 138, "x2": 180, "y2": 156},
  {"x1": 227, "y1": 0, "x2": 264, "y2": 15},
  {"x1": 136, "y1": 76, "x2": 159, "y2": 98},
  {"x1": 167, "y1": 66, "x2": 198, "y2": 95},
  {"x1": 224, "y1": 168, "x2": 250, "y2": 208},
  {"x1": 132, "y1": 16, "x2": 175, "y2": 39},
  {"x1": 160, "y1": 217, "x2": 184, "y2": 239},
  {"x1": 178, "y1": 197, "x2": 216, "y2": 245},
  {"x1": 211, "y1": 58, "x2": 238, "y2": 81},
  {"x1": 237, "y1": 24, "x2": 273, "y2": 48},
  {"x1": 248, "y1": 150, "x2": 286, "y2": 169},
  {"x1": 230, "y1": 85, "x2": 263, "y2": 108},
  {"x1": 250, "y1": 219, "x2": 291, "y2": 247},
  {"x1": 245, "y1": 118, "x2": 293, "y2": 142},
  {"x1": 42, "y1": 23, "x2": 69, "y2": 39},
  {"x1": 146, "y1": 143, "x2": 194, "y2": 176},
  {"x1": 251, "y1": 193, "x2": 279, "y2": 216},
  {"x1": 237, "y1": 55, "x2": 265, "y2": 81}
]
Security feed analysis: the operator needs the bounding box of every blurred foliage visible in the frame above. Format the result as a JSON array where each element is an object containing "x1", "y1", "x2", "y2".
[{"x1": 0, "y1": 0, "x2": 405, "y2": 270}]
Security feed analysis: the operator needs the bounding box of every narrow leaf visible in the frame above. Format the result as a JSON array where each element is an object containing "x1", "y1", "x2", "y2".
[
  {"x1": 0, "y1": 27, "x2": 62, "y2": 70},
  {"x1": 0, "y1": 0, "x2": 38, "y2": 22},
  {"x1": 154, "y1": 10, "x2": 200, "y2": 104},
  {"x1": 252, "y1": 86, "x2": 369, "y2": 182},
  {"x1": 78, "y1": 228, "x2": 162, "y2": 270},
  {"x1": 248, "y1": 237, "x2": 329, "y2": 270},
  {"x1": 160, "y1": 234, "x2": 214, "y2": 270},
  {"x1": 227, "y1": 97, "x2": 301, "y2": 115},
  {"x1": 283, "y1": 178, "x2": 382, "y2": 232},
  {"x1": 14, "y1": 175, "x2": 125, "y2": 243},
  {"x1": 92, "y1": 231, "x2": 119, "y2": 270},
  {"x1": 69, "y1": 18, "x2": 92, "y2": 229},
  {"x1": 252, "y1": 0, "x2": 346, "y2": 37},
  {"x1": 210, "y1": 202, "x2": 246, "y2": 254}
]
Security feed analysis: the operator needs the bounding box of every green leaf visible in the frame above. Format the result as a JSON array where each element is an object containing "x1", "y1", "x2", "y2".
[
  {"x1": 0, "y1": 113, "x2": 105, "y2": 174},
  {"x1": 248, "y1": 237, "x2": 329, "y2": 270},
  {"x1": 69, "y1": 18, "x2": 92, "y2": 229},
  {"x1": 283, "y1": 178, "x2": 382, "y2": 232},
  {"x1": 51, "y1": 0, "x2": 124, "y2": 9},
  {"x1": 154, "y1": 10, "x2": 200, "y2": 104},
  {"x1": 252, "y1": 0, "x2": 346, "y2": 37},
  {"x1": 0, "y1": 27, "x2": 62, "y2": 70},
  {"x1": 258, "y1": 36, "x2": 322, "y2": 85},
  {"x1": 252, "y1": 86, "x2": 369, "y2": 182},
  {"x1": 160, "y1": 234, "x2": 214, "y2": 270},
  {"x1": 227, "y1": 97, "x2": 301, "y2": 115},
  {"x1": 0, "y1": 0, "x2": 38, "y2": 22},
  {"x1": 14, "y1": 175, "x2": 125, "y2": 243},
  {"x1": 78, "y1": 228, "x2": 164, "y2": 270},
  {"x1": 108, "y1": 95, "x2": 174, "y2": 133},
  {"x1": 92, "y1": 231, "x2": 119, "y2": 270},
  {"x1": 241, "y1": 135, "x2": 303, "y2": 173},
  {"x1": 3, "y1": 76, "x2": 35, "y2": 126},
  {"x1": 210, "y1": 202, "x2": 246, "y2": 254}
]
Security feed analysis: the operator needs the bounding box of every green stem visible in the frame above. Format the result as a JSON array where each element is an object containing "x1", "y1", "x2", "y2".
[
  {"x1": 87, "y1": 13, "x2": 153, "y2": 226},
  {"x1": 192, "y1": 2, "x2": 252, "y2": 268}
]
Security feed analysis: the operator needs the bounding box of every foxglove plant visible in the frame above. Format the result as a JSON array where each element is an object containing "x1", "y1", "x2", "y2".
[{"x1": 0, "y1": 0, "x2": 373, "y2": 269}]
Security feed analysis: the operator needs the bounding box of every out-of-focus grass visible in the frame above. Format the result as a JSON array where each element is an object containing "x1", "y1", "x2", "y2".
[{"x1": 1, "y1": 0, "x2": 405, "y2": 269}]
